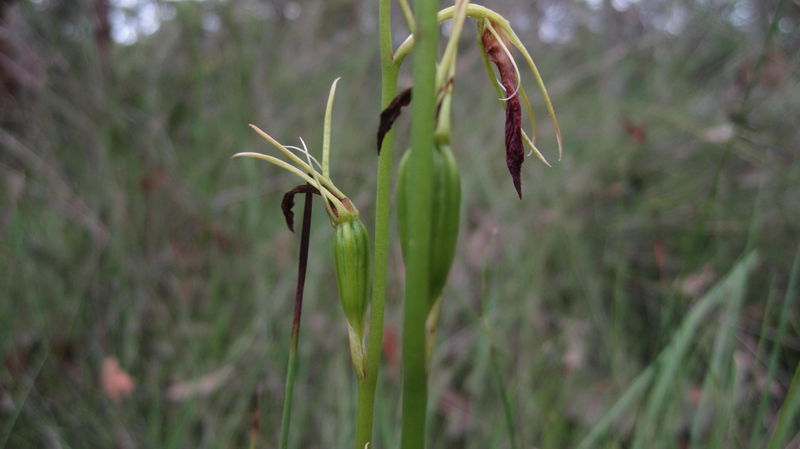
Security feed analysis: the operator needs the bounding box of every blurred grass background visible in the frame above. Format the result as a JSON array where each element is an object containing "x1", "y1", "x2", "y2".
[{"x1": 1, "y1": 0, "x2": 799, "y2": 448}]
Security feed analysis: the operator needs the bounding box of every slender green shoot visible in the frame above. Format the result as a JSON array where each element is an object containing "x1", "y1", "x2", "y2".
[
  {"x1": 353, "y1": 0, "x2": 398, "y2": 446},
  {"x1": 400, "y1": 0, "x2": 439, "y2": 447}
]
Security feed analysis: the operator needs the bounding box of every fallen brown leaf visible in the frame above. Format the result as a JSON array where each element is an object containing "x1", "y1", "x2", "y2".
[{"x1": 101, "y1": 357, "x2": 135, "y2": 401}]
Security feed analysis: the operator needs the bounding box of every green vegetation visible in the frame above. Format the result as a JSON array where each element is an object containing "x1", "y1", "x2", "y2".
[{"x1": 1, "y1": 1, "x2": 798, "y2": 448}]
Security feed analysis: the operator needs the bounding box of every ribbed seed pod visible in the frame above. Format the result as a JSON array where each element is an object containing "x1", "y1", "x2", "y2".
[
  {"x1": 397, "y1": 143, "x2": 461, "y2": 312},
  {"x1": 332, "y1": 216, "x2": 370, "y2": 378}
]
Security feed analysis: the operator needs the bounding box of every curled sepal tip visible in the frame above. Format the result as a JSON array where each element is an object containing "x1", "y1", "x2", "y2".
[{"x1": 281, "y1": 184, "x2": 320, "y2": 232}]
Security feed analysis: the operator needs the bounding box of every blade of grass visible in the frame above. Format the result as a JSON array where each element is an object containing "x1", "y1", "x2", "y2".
[
  {"x1": 746, "y1": 276, "x2": 780, "y2": 448},
  {"x1": 460, "y1": 228, "x2": 519, "y2": 449},
  {"x1": 575, "y1": 365, "x2": 656, "y2": 449},
  {"x1": 766, "y1": 362, "x2": 800, "y2": 449},
  {"x1": 576, "y1": 252, "x2": 757, "y2": 449},
  {"x1": 631, "y1": 252, "x2": 758, "y2": 449},
  {"x1": 689, "y1": 246, "x2": 752, "y2": 445},
  {"x1": 764, "y1": 244, "x2": 800, "y2": 449}
]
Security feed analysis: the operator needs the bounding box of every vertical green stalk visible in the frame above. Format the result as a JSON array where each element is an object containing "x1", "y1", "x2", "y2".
[
  {"x1": 353, "y1": 0, "x2": 398, "y2": 447},
  {"x1": 278, "y1": 191, "x2": 314, "y2": 449},
  {"x1": 401, "y1": 1, "x2": 439, "y2": 448}
]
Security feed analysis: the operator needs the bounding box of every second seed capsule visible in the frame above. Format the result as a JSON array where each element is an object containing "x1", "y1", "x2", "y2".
[{"x1": 396, "y1": 143, "x2": 461, "y2": 311}]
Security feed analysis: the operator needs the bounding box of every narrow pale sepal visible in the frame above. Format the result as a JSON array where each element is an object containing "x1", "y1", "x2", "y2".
[
  {"x1": 425, "y1": 296, "x2": 443, "y2": 370},
  {"x1": 347, "y1": 324, "x2": 367, "y2": 380}
]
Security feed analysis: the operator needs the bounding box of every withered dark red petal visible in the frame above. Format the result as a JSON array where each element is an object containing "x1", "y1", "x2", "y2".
[
  {"x1": 281, "y1": 184, "x2": 320, "y2": 232},
  {"x1": 505, "y1": 96, "x2": 524, "y2": 198},
  {"x1": 377, "y1": 87, "x2": 412, "y2": 154},
  {"x1": 482, "y1": 25, "x2": 524, "y2": 198}
]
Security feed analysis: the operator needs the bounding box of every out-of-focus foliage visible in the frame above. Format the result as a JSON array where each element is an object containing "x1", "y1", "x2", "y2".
[{"x1": 1, "y1": 1, "x2": 798, "y2": 448}]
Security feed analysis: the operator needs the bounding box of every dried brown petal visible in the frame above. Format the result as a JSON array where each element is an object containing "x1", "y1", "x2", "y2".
[
  {"x1": 281, "y1": 184, "x2": 320, "y2": 232},
  {"x1": 377, "y1": 87, "x2": 412, "y2": 153},
  {"x1": 482, "y1": 24, "x2": 524, "y2": 198}
]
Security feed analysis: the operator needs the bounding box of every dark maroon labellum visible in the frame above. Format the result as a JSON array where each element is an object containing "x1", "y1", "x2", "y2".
[
  {"x1": 377, "y1": 87, "x2": 412, "y2": 153},
  {"x1": 281, "y1": 184, "x2": 320, "y2": 232},
  {"x1": 482, "y1": 24, "x2": 524, "y2": 198}
]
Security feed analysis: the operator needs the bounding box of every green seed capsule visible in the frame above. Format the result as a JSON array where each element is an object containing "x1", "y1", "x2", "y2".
[
  {"x1": 397, "y1": 143, "x2": 461, "y2": 311},
  {"x1": 332, "y1": 216, "x2": 370, "y2": 378}
]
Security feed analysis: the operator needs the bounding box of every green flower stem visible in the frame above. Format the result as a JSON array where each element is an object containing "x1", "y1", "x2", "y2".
[
  {"x1": 352, "y1": 0, "x2": 398, "y2": 447},
  {"x1": 401, "y1": 0, "x2": 439, "y2": 448},
  {"x1": 278, "y1": 190, "x2": 314, "y2": 449}
]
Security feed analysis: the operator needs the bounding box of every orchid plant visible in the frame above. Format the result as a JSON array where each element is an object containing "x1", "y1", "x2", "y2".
[{"x1": 233, "y1": 2, "x2": 561, "y2": 448}]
